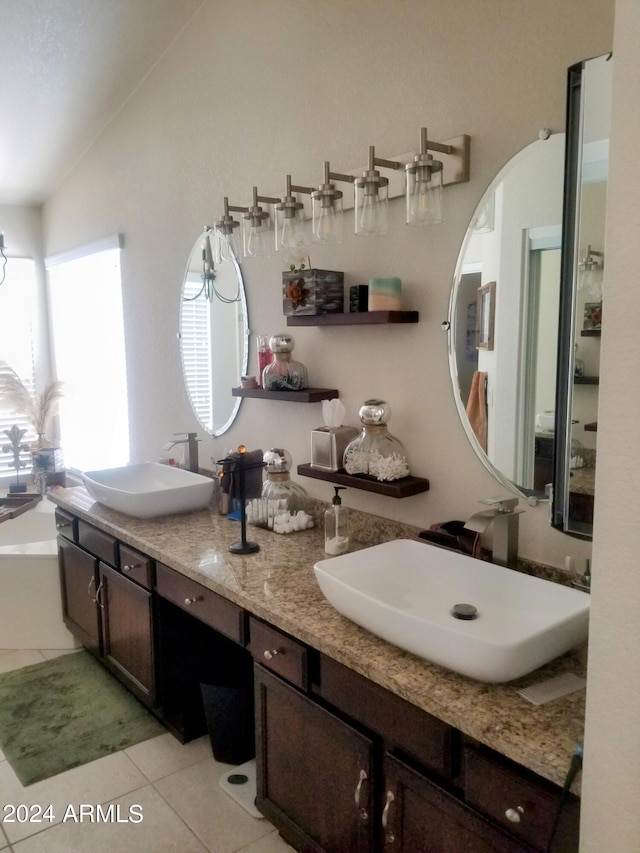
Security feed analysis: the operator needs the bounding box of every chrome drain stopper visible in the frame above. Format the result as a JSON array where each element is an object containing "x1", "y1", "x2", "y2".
[{"x1": 451, "y1": 603, "x2": 478, "y2": 620}]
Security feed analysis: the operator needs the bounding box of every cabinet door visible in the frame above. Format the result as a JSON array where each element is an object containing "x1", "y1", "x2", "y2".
[
  {"x1": 383, "y1": 755, "x2": 536, "y2": 853},
  {"x1": 58, "y1": 537, "x2": 101, "y2": 652},
  {"x1": 255, "y1": 665, "x2": 374, "y2": 853},
  {"x1": 98, "y1": 563, "x2": 156, "y2": 704}
]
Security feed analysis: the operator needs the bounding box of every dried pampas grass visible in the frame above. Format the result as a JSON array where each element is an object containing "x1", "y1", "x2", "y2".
[{"x1": 0, "y1": 361, "x2": 64, "y2": 438}]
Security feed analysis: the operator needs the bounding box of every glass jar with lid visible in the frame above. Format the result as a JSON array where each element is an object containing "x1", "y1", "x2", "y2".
[
  {"x1": 343, "y1": 399, "x2": 410, "y2": 481},
  {"x1": 262, "y1": 333, "x2": 308, "y2": 391}
]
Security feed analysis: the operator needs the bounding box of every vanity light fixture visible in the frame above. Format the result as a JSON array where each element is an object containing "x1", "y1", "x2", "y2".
[
  {"x1": 214, "y1": 198, "x2": 247, "y2": 264},
  {"x1": 355, "y1": 146, "x2": 401, "y2": 236},
  {"x1": 578, "y1": 244, "x2": 604, "y2": 292},
  {"x1": 242, "y1": 187, "x2": 280, "y2": 259},
  {"x1": 275, "y1": 175, "x2": 313, "y2": 263},
  {"x1": 311, "y1": 161, "x2": 355, "y2": 245},
  {"x1": 185, "y1": 227, "x2": 240, "y2": 304},
  {"x1": 0, "y1": 232, "x2": 7, "y2": 287}
]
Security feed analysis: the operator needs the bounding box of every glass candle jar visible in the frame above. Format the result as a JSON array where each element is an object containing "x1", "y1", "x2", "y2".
[
  {"x1": 343, "y1": 399, "x2": 410, "y2": 481},
  {"x1": 262, "y1": 333, "x2": 308, "y2": 391}
]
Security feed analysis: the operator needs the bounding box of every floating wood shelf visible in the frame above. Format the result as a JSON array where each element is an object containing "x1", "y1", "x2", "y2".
[
  {"x1": 580, "y1": 329, "x2": 601, "y2": 337},
  {"x1": 584, "y1": 422, "x2": 598, "y2": 432},
  {"x1": 574, "y1": 376, "x2": 599, "y2": 385},
  {"x1": 232, "y1": 387, "x2": 339, "y2": 403},
  {"x1": 286, "y1": 310, "x2": 419, "y2": 327},
  {"x1": 297, "y1": 463, "x2": 429, "y2": 498}
]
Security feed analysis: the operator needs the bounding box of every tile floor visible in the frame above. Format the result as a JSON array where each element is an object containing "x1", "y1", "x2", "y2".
[{"x1": 0, "y1": 649, "x2": 294, "y2": 853}]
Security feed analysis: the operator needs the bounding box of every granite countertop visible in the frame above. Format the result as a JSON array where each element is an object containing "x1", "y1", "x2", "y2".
[
  {"x1": 568, "y1": 466, "x2": 596, "y2": 496},
  {"x1": 48, "y1": 487, "x2": 586, "y2": 793}
]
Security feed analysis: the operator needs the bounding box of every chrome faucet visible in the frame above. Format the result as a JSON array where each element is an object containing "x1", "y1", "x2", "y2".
[
  {"x1": 463, "y1": 496, "x2": 524, "y2": 568},
  {"x1": 163, "y1": 432, "x2": 200, "y2": 473}
]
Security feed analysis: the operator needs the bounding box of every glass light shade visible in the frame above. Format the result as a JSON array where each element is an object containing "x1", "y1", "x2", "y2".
[
  {"x1": 275, "y1": 206, "x2": 309, "y2": 263},
  {"x1": 405, "y1": 166, "x2": 443, "y2": 226},
  {"x1": 578, "y1": 267, "x2": 603, "y2": 300},
  {"x1": 355, "y1": 180, "x2": 388, "y2": 236},
  {"x1": 242, "y1": 214, "x2": 271, "y2": 259},
  {"x1": 214, "y1": 227, "x2": 240, "y2": 264},
  {"x1": 471, "y1": 191, "x2": 495, "y2": 233},
  {"x1": 312, "y1": 192, "x2": 343, "y2": 244}
]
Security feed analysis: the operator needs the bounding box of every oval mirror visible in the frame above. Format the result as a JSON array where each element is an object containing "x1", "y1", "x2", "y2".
[
  {"x1": 179, "y1": 229, "x2": 249, "y2": 436},
  {"x1": 448, "y1": 133, "x2": 565, "y2": 498}
]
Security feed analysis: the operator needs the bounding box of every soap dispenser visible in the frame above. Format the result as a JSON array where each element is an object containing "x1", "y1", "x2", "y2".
[{"x1": 324, "y1": 487, "x2": 349, "y2": 556}]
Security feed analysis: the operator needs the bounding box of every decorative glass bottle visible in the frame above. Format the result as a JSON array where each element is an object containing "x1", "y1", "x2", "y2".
[
  {"x1": 244, "y1": 447, "x2": 314, "y2": 532},
  {"x1": 343, "y1": 399, "x2": 410, "y2": 482},
  {"x1": 262, "y1": 333, "x2": 308, "y2": 391}
]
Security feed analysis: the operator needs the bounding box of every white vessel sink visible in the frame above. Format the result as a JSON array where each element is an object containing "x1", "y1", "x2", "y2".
[
  {"x1": 314, "y1": 539, "x2": 590, "y2": 683},
  {"x1": 82, "y1": 463, "x2": 214, "y2": 519}
]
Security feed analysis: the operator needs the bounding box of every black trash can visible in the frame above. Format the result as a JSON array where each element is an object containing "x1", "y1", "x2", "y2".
[{"x1": 200, "y1": 681, "x2": 255, "y2": 765}]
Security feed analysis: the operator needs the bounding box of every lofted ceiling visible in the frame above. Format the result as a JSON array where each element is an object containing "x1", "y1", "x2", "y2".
[{"x1": 0, "y1": 0, "x2": 204, "y2": 206}]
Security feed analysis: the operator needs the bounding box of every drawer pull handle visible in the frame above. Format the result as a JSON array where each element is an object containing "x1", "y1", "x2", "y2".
[
  {"x1": 122, "y1": 563, "x2": 140, "y2": 573},
  {"x1": 263, "y1": 649, "x2": 280, "y2": 661},
  {"x1": 505, "y1": 806, "x2": 524, "y2": 823},
  {"x1": 56, "y1": 522, "x2": 64, "y2": 531},
  {"x1": 184, "y1": 597, "x2": 200, "y2": 606},
  {"x1": 354, "y1": 769, "x2": 368, "y2": 821},
  {"x1": 382, "y1": 790, "x2": 395, "y2": 843},
  {"x1": 96, "y1": 580, "x2": 105, "y2": 609},
  {"x1": 88, "y1": 576, "x2": 97, "y2": 603}
]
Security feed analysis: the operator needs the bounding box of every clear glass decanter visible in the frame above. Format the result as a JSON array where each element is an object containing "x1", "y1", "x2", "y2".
[
  {"x1": 343, "y1": 399, "x2": 410, "y2": 481},
  {"x1": 262, "y1": 333, "x2": 308, "y2": 391}
]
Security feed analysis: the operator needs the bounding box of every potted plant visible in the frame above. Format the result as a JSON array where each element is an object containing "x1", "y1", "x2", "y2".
[{"x1": 0, "y1": 361, "x2": 64, "y2": 448}]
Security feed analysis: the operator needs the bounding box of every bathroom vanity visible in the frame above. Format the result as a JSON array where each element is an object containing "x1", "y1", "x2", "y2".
[{"x1": 50, "y1": 487, "x2": 583, "y2": 852}]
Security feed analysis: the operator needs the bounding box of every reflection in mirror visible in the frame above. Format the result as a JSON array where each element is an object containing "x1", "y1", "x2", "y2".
[
  {"x1": 553, "y1": 54, "x2": 612, "y2": 539},
  {"x1": 179, "y1": 229, "x2": 249, "y2": 436},
  {"x1": 449, "y1": 133, "x2": 565, "y2": 498}
]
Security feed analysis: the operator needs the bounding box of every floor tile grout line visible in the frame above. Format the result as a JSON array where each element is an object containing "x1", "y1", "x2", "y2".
[{"x1": 124, "y1": 746, "x2": 214, "y2": 785}]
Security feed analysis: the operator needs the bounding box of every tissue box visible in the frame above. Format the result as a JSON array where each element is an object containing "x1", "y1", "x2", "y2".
[
  {"x1": 311, "y1": 426, "x2": 359, "y2": 472},
  {"x1": 282, "y1": 269, "x2": 344, "y2": 316}
]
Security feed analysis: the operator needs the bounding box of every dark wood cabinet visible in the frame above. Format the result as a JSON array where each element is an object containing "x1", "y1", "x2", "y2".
[
  {"x1": 383, "y1": 754, "x2": 535, "y2": 853},
  {"x1": 254, "y1": 650, "x2": 579, "y2": 853},
  {"x1": 58, "y1": 522, "x2": 157, "y2": 708},
  {"x1": 255, "y1": 664, "x2": 375, "y2": 853},
  {"x1": 98, "y1": 562, "x2": 156, "y2": 703},
  {"x1": 58, "y1": 537, "x2": 101, "y2": 653}
]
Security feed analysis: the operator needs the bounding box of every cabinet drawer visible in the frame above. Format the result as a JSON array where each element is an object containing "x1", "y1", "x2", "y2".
[
  {"x1": 249, "y1": 617, "x2": 308, "y2": 690},
  {"x1": 77, "y1": 520, "x2": 118, "y2": 567},
  {"x1": 156, "y1": 562, "x2": 246, "y2": 644},
  {"x1": 464, "y1": 745, "x2": 580, "y2": 851},
  {"x1": 119, "y1": 543, "x2": 154, "y2": 590},
  {"x1": 315, "y1": 655, "x2": 456, "y2": 780},
  {"x1": 55, "y1": 509, "x2": 77, "y2": 542}
]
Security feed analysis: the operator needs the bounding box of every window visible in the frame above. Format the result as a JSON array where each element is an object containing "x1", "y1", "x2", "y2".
[
  {"x1": 0, "y1": 258, "x2": 38, "y2": 477},
  {"x1": 180, "y1": 272, "x2": 213, "y2": 430},
  {"x1": 46, "y1": 236, "x2": 129, "y2": 471}
]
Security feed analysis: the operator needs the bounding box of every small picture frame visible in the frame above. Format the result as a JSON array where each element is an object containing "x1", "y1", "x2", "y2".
[
  {"x1": 476, "y1": 281, "x2": 496, "y2": 350},
  {"x1": 583, "y1": 301, "x2": 602, "y2": 330}
]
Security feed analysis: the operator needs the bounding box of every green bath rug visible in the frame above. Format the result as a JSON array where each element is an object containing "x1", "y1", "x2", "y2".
[{"x1": 0, "y1": 650, "x2": 164, "y2": 785}]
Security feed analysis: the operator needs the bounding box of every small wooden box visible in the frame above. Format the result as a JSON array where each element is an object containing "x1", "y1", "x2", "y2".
[{"x1": 283, "y1": 269, "x2": 344, "y2": 316}]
